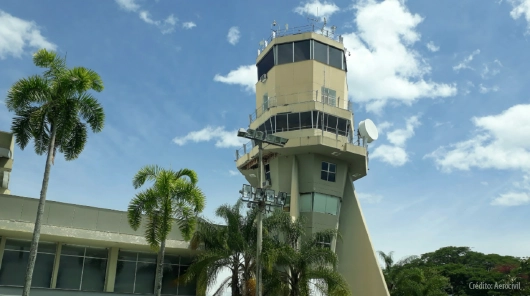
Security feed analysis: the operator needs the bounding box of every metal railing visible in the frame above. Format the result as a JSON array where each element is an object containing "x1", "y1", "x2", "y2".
[
  {"x1": 265, "y1": 24, "x2": 342, "y2": 44},
  {"x1": 249, "y1": 90, "x2": 354, "y2": 125}
]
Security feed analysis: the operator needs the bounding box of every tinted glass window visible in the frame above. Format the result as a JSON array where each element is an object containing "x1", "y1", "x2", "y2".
[
  {"x1": 276, "y1": 114, "x2": 287, "y2": 132},
  {"x1": 134, "y1": 262, "x2": 156, "y2": 294},
  {"x1": 277, "y1": 43, "x2": 293, "y2": 65},
  {"x1": 329, "y1": 46, "x2": 343, "y2": 69},
  {"x1": 178, "y1": 265, "x2": 197, "y2": 294},
  {"x1": 81, "y1": 258, "x2": 107, "y2": 291},
  {"x1": 288, "y1": 113, "x2": 300, "y2": 131},
  {"x1": 337, "y1": 118, "x2": 348, "y2": 136},
  {"x1": 161, "y1": 264, "x2": 179, "y2": 295},
  {"x1": 300, "y1": 194, "x2": 313, "y2": 212},
  {"x1": 313, "y1": 193, "x2": 327, "y2": 213},
  {"x1": 114, "y1": 261, "x2": 136, "y2": 293},
  {"x1": 264, "y1": 119, "x2": 273, "y2": 134},
  {"x1": 294, "y1": 40, "x2": 311, "y2": 62},
  {"x1": 300, "y1": 112, "x2": 312, "y2": 129},
  {"x1": 257, "y1": 50, "x2": 274, "y2": 80},
  {"x1": 270, "y1": 117, "x2": 276, "y2": 134},
  {"x1": 327, "y1": 115, "x2": 338, "y2": 134},
  {"x1": 313, "y1": 111, "x2": 322, "y2": 129},
  {"x1": 313, "y1": 41, "x2": 327, "y2": 64},
  {"x1": 326, "y1": 196, "x2": 339, "y2": 215}
]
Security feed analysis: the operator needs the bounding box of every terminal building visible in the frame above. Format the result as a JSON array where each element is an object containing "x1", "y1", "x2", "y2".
[
  {"x1": 234, "y1": 24, "x2": 390, "y2": 295},
  {"x1": 0, "y1": 131, "x2": 197, "y2": 296}
]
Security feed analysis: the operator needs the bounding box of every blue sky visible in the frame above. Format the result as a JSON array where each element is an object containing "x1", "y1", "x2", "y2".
[{"x1": 1, "y1": 0, "x2": 530, "y2": 279}]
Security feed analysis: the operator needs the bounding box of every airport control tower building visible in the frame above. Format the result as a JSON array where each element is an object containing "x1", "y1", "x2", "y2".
[
  {"x1": 0, "y1": 131, "x2": 14, "y2": 195},
  {"x1": 234, "y1": 23, "x2": 390, "y2": 296}
]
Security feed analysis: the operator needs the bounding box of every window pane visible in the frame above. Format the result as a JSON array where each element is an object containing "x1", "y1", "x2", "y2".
[
  {"x1": 300, "y1": 112, "x2": 312, "y2": 129},
  {"x1": 114, "y1": 261, "x2": 136, "y2": 293},
  {"x1": 56, "y1": 255, "x2": 83, "y2": 290},
  {"x1": 321, "y1": 162, "x2": 329, "y2": 171},
  {"x1": 258, "y1": 124, "x2": 265, "y2": 134},
  {"x1": 137, "y1": 252, "x2": 157, "y2": 263},
  {"x1": 85, "y1": 247, "x2": 107, "y2": 259},
  {"x1": 178, "y1": 265, "x2": 197, "y2": 295},
  {"x1": 316, "y1": 112, "x2": 323, "y2": 129},
  {"x1": 164, "y1": 254, "x2": 180, "y2": 265},
  {"x1": 337, "y1": 118, "x2": 348, "y2": 136},
  {"x1": 300, "y1": 194, "x2": 313, "y2": 212},
  {"x1": 320, "y1": 171, "x2": 328, "y2": 181},
  {"x1": 326, "y1": 197, "x2": 339, "y2": 215},
  {"x1": 312, "y1": 111, "x2": 319, "y2": 128},
  {"x1": 257, "y1": 50, "x2": 273, "y2": 80},
  {"x1": 81, "y1": 258, "x2": 107, "y2": 291},
  {"x1": 118, "y1": 251, "x2": 138, "y2": 261},
  {"x1": 33, "y1": 253, "x2": 55, "y2": 288},
  {"x1": 262, "y1": 94, "x2": 269, "y2": 111},
  {"x1": 313, "y1": 41, "x2": 327, "y2": 64},
  {"x1": 276, "y1": 114, "x2": 287, "y2": 132},
  {"x1": 161, "y1": 264, "x2": 179, "y2": 295},
  {"x1": 313, "y1": 193, "x2": 327, "y2": 213},
  {"x1": 277, "y1": 43, "x2": 293, "y2": 65},
  {"x1": 329, "y1": 163, "x2": 336, "y2": 173},
  {"x1": 294, "y1": 40, "x2": 311, "y2": 62},
  {"x1": 329, "y1": 46, "x2": 343, "y2": 69},
  {"x1": 328, "y1": 172, "x2": 336, "y2": 182},
  {"x1": 264, "y1": 119, "x2": 273, "y2": 134},
  {"x1": 4, "y1": 239, "x2": 30, "y2": 251},
  {"x1": 288, "y1": 113, "x2": 300, "y2": 131},
  {"x1": 327, "y1": 115, "x2": 338, "y2": 134},
  {"x1": 135, "y1": 262, "x2": 156, "y2": 294},
  {"x1": 0, "y1": 250, "x2": 28, "y2": 286},
  {"x1": 61, "y1": 245, "x2": 85, "y2": 256},
  {"x1": 180, "y1": 256, "x2": 194, "y2": 265},
  {"x1": 270, "y1": 117, "x2": 276, "y2": 133}
]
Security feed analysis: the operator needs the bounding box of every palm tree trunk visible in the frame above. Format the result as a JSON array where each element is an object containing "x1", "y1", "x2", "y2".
[
  {"x1": 22, "y1": 124, "x2": 57, "y2": 296},
  {"x1": 155, "y1": 239, "x2": 166, "y2": 296}
]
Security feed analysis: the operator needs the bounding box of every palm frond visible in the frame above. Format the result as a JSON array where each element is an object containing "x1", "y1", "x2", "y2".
[
  {"x1": 6, "y1": 75, "x2": 50, "y2": 111},
  {"x1": 77, "y1": 93, "x2": 105, "y2": 132},
  {"x1": 127, "y1": 188, "x2": 158, "y2": 231},
  {"x1": 132, "y1": 164, "x2": 161, "y2": 189}
]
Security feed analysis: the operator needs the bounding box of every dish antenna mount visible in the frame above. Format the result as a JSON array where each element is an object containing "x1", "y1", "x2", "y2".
[{"x1": 358, "y1": 119, "x2": 379, "y2": 148}]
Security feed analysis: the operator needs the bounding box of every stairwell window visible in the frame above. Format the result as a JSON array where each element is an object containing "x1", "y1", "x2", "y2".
[
  {"x1": 262, "y1": 93, "x2": 269, "y2": 113},
  {"x1": 321, "y1": 162, "x2": 336, "y2": 182},
  {"x1": 317, "y1": 234, "x2": 332, "y2": 249},
  {"x1": 265, "y1": 163, "x2": 271, "y2": 184},
  {"x1": 321, "y1": 87, "x2": 336, "y2": 107}
]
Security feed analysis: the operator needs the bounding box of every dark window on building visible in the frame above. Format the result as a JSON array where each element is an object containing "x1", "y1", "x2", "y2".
[
  {"x1": 337, "y1": 117, "x2": 348, "y2": 136},
  {"x1": 115, "y1": 251, "x2": 157, "y2": 294},
  {"x1": 264, "y1": 119, "x2": 273, "y2": 135},
  {"x1": 276, "y1": 114, "x2": 288, "y2": 132},
  {"x1": 313, "y1": 40, "x2": 328, "y2": 64},
  {"x1": 257, "y1": 49, "x2": 274, "y2": 80},
  {"x1": 293, "y1": 40, "x2": 311, "y2": 62},
  {"x1": 56, "y1": 245, "x2": 107, "y2": 292},
  {"x1": 329, "y1": 46, "x2": 343, "y2": 69},
  {"x1": 317, "y1": 233, "x2": 332, "y2": 249},
  {"x1": 265, "y1": 163, "x2": 271, "y2": 182},
  {"x1": 178, "y1": 265, "x2": 196, "y2": 295},
  {"x1": 327, "y1": 115, "x2": 338, "y2": 134},
  {"x1": 270, "y1": 118, "x2": 276, "y2": 134},
  {"x1": 321, "y1": 162, "x2": 336, "y2": 182},
  {"x1": 300, "y1": 193, "x2": 313, "y2": 212},
  {"x1": 277, "y1": 43, "x2": 293, "y2": 65},
  {"x1": 343, "y1": 52, "x2": 348, "y2": 71},
  {"x1": 288, "y1": 113, "x2": 300, "y2": 131},
  {"x1": 257, "y1": 124, "x2": 265, "y2": 134},
  {"x1": 0, "y1": 240, "x2": 55, "y2": 288},
  {"x1": 313, "y1": 111, "x2": 321, "y2": 129},
  {"x1": 300, "y1": 112, "x2": 312, "y2": 129}
]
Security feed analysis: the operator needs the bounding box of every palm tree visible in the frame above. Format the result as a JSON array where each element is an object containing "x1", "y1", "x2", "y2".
[
  {"x1": 261, "y1": 211, "x2": 350, "y2": 296},
  {"x1": 5, "y1": 49, "x2": 105, "y2": 296},
  {"x1": 127, "y1": 165, "x2": 205, "y2": 296},
  {"x1": 179, "y1": 200, "x2": 258, "y2": 296}
]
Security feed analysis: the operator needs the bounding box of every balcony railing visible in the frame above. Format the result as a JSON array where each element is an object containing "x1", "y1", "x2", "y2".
[
  {"x1": 264, "y1": 24, "x2": 342, "y2": 44},
  {"x1": 249, "y1": 90, "x2": 354, "y2": 125}
]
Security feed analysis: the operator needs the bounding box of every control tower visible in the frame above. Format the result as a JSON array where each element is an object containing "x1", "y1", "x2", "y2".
[
  {"x1": 234, "y1": 24, "x2": 389, "y2": 295},
  {"x1": 0, "y1": 131, "x2": 14, "y2": 195}
]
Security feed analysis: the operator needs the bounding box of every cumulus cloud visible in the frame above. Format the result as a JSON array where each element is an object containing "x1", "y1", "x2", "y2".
[
  {"x1": 0, "y1": 10, "x2": 56, "y2": 59},
  {"x1": 213, "y1": 65, "x2": 256, "y2": 92},
  {"x1": 371, "y1": 116, "x2": 421, "y2": 166},
  {"x1": 426, "y1": 41, "x2": 439, "y2": 52},
  {"x1": 492, "y1": 192, "x2": 530, "y2": 206},
  {"x1": 227, "y1": 26, "x2": 241, "y2": 45},
  {"x1": 115, "y1": 0, "x2": 178, "y2": 34},
  {"x1": 481, "y1": 59, "x2": 502, "y2": 79},
  {"x1": 508, "y1": 0, "x2": 530, "y2": 32},
  {"x1": 453, "y1": 49, "x2": 480, "y2": 72},
  {"x1": 377, "y1": 121, "x2": 394, "y2": 134},
  {"x1": 182, "y1": 22, "x2": 196, "y2": 29},
  {"x1": 294, "y1": 0, "x2": 340, "y2": 20},
  {"x1": 173, "y1": 126, "x2": 248, "y2": 148},
  {"x1": 478, "y1": 84, "x2": 499, "y2": 94},
  {"x1": 425, "y1": 104, "x2": 530, "y2": 206},
  {"x1": 343, "y1": 0, "x2": 456, "y2": 113},
  {"x1": 357, "y1": 192, "x2": 383, "y2": 203}
]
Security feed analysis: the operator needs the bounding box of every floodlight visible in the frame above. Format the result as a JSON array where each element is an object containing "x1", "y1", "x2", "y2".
[
  {"x1": 238, "y1": 128, "x2": 247, "y2": 137},
  {"x1": 256, "y1": 131, "x2": 264, "y2": 140},
  {"x1": 277, "y1": 192, "x2": 287, "y2": 205},
  {"x1": 247, "y1": 202, "x2": 252, "y2": 208},
  {"x1": 279, "y1": 138, "x2": 289, "y2": 145},
  {"x1": 265, "y1": 134, "x2": 275, "y2": 142},
  {"x1": 255, "y1": 188, "x2": 264, "y2": 201},
  {"x1": 246, "y1": 129, "x2": 257, "y2": 138},
  {"x1": 241, "y1": 184, "x2": 252, "y2": 198},
  {"x1": 265, "y1": 189, "x2": 276, "y2": 203}
]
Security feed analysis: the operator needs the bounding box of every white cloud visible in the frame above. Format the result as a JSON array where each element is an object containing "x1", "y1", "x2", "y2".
[
  {"x1": 481, "y1": 60, "x2": 502, "y2": 79},
  {"x1": 426, "y1": 41, "x2": 439, "y2": 52},
  {"x1": 377, "y1": 121, "x2": 394, "y2": 134},
  {"x1": 228, "y1": 170, "x2": 239, "y2": 176},
  {"x1": 227, "y1": 26, "x2": 241, "y2": 45},
  {"x1": 371, "y1": 116, "x2": 421, "y2": 166},
  {"x1": 453, "y1": 49, "x2": 480, "y2": 72},
  {"x1": 173, "y1": 126, "x2": 248, "y2": 148},
  {"x1": 426, "y1": 104, "x2": 530, "y2": 206},
  {"x1": 294, "y1": 0, "x2": 340, "y2": 20},
  {"x1": 213, "y1": 65, "x2": 256, "y2": 92},
  {"x1": 0, "y1": 10, "x2": 56, "y2": 59},
  {"x1": 182, "y1": 22, "x2": 196, "y2": 29},
  {"x1": 115, "y1": 0, "x2": 178, "y2": 34},
  {"x1": 357, "y1": 192, "x2": 383, "y2": 203},
  {"x1": 508, "y1": 0, "x2": 530, "y2": 32},
  {"x1": 491, "y1": 192, "x2": 530, "y2": 206},
  {"x1": 343, "y1": 0, "x2": 456, "y2": 113},
  {"x1": 478, "y1": 84, "x2": 499, "y2": 94}
]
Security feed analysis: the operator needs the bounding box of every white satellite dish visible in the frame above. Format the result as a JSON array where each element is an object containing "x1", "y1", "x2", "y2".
[{"x1": 358, "y1": 119, "x2": 378, "y2": 144}]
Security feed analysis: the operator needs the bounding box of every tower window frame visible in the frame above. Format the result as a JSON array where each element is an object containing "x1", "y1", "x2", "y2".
[{"x1": 321, "y1": 161, "x2": 336, "y2": 182}]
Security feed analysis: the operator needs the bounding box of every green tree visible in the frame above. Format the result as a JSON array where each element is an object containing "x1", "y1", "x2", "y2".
[
  {"x1": 5, "y1": 49, "x2": 105, "y2": 296},
  {"x1": 179, "y1": 200, "x2": 258, "y2": 296},
  {"x1": 128, "y1": 165, "x2": 206, "y2": 296},
  {"x1": 261, "y1": 211, "x2": 350, "y2": 296}
]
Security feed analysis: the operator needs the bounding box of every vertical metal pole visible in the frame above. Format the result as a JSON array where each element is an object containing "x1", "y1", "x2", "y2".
[{"x1": 257, "y1": 142, "x2": 263, "y2": 296}]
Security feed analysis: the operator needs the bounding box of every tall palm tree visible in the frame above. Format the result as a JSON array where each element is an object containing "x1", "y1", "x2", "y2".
[
  {"x1": 5, "y1": 49, "x2": 105, "y2": 296},
  {"x1": 128, "y1": 165, "x2": 205, "y2": 296},
  {"x1": 179, "y1": 200, "x2": 258, "y2": 296},
  {"x1": 261, "y1": 211, "x2": 350, "y2": 296}
]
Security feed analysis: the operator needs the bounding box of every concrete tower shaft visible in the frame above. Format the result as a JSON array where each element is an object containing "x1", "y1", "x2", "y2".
[
  {"x1": 235, "y1": 29, "x2": 389, "y2": 295},
  {"x1": 0, "y1": 131, "x2": 14, "y2": 195}
]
